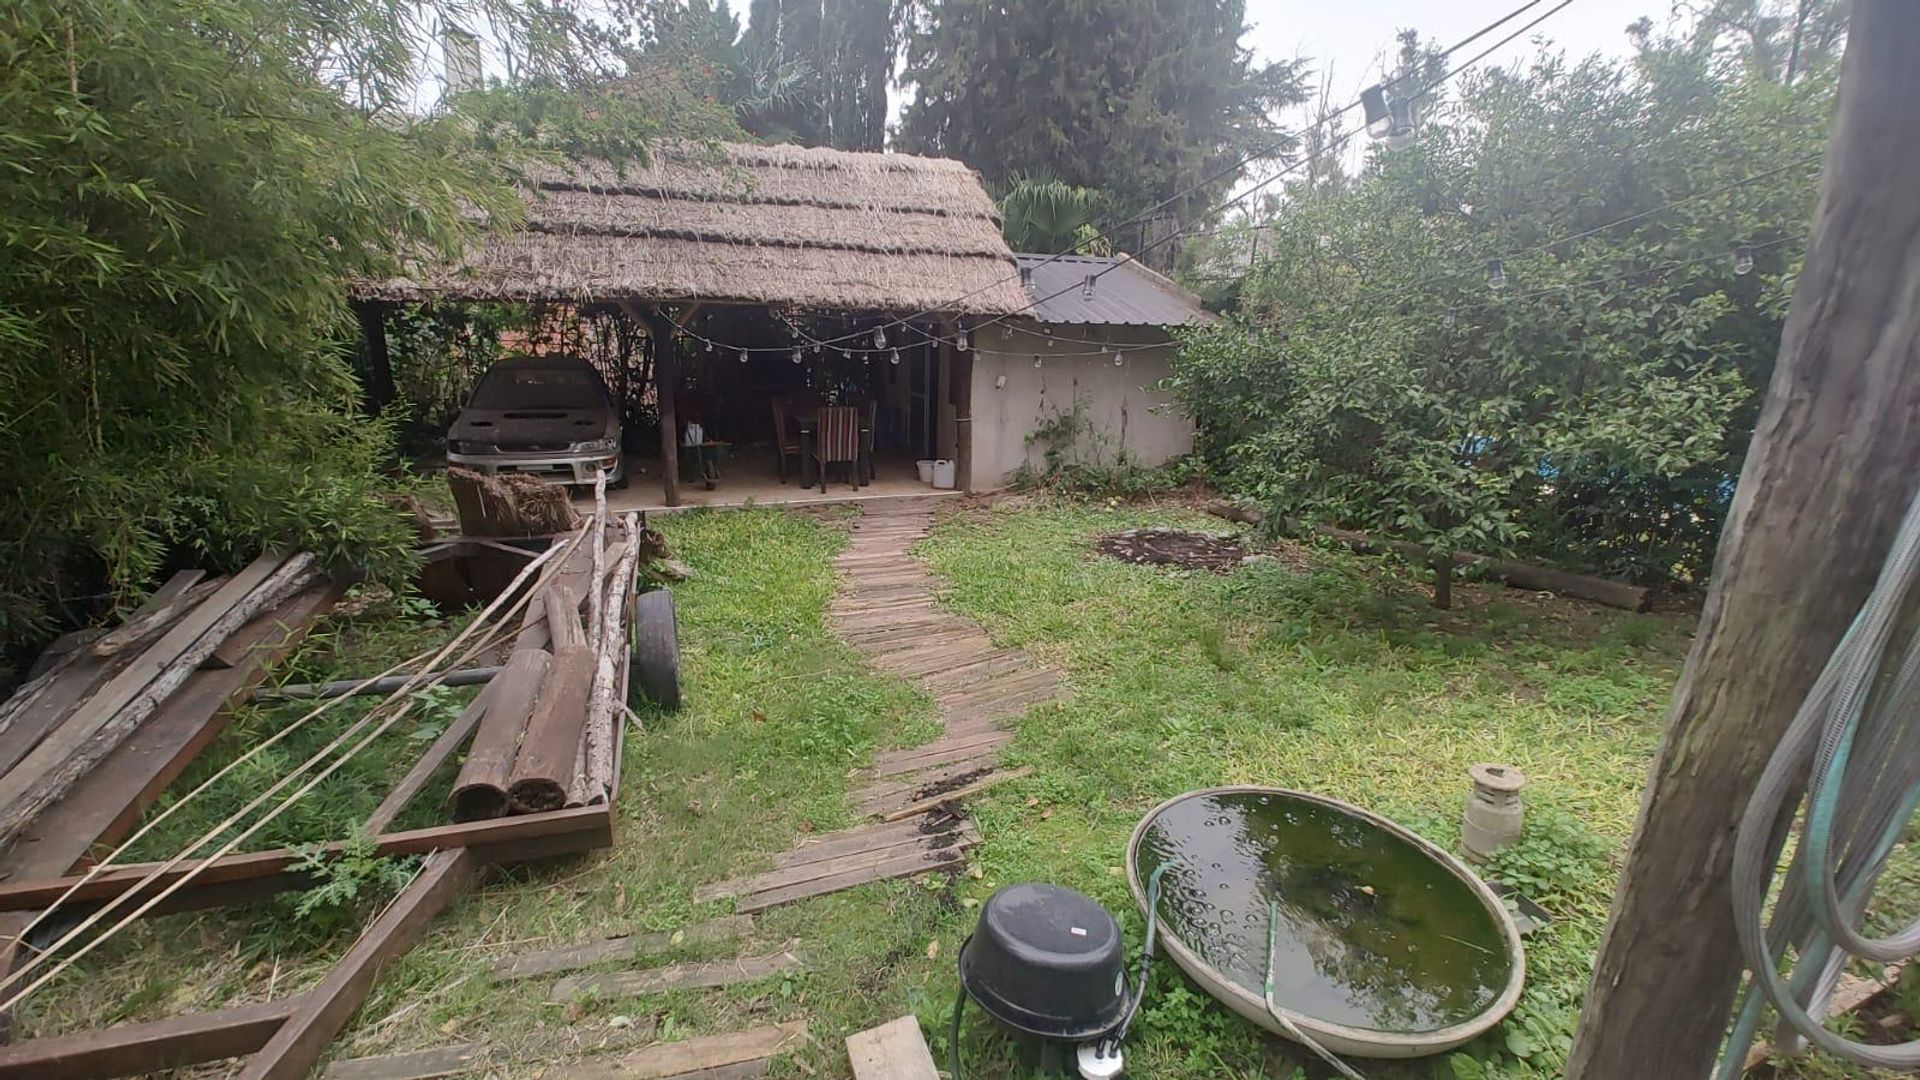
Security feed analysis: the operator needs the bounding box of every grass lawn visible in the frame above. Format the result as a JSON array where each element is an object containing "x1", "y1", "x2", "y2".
[{"x1": 20, "y1": 497, "x2": 1912, "y2": 1078}]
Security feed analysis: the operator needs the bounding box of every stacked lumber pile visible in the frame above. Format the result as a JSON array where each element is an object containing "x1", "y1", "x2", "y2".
[
  {"x1": 0, "y1": 551, "x2": 328, "y2": 858},
  {"x1": 450, "y1": 472, "x2": 642, "y2": 820}
]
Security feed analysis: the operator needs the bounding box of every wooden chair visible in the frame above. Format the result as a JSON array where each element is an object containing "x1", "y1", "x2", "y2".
[
  {"x1": 815, "y1": 405, "x2": 862, "y2": 492},
  {"x1": 770, "y1": 397, "x2": 802, "y2": 484}
]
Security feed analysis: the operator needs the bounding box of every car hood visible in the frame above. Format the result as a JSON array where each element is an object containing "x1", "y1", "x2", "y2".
[{"x1": 450, "y1": 407, "x2": 616, "y2": 451}]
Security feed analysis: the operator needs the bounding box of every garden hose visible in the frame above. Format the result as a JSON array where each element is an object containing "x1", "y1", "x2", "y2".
[
  {"x1": 1716, "y1": 486, "x2": 1920, "y2": 1075},
  {"x1": 1265, "y1": 899, "x2": 1370, "y2": 1080}
]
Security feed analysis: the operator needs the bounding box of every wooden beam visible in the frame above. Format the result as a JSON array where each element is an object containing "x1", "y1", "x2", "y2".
[
  {"x1": 1567, "y1": 5, "x2": 1920, "y2": 1074},
  {"x1": 236, "y1": 849, "x2": 477, "y2": 1080},
  {"x1": 0, "y1": 998, "x2": 296, "y2": 1079},
  {"x1": 0, "y1": 553, "x2": 300, "y2": 845},
  {"x1": 846, "y1": 1016, "x2": 939, "y2": 1080},
  {"x1": 0, "y1": 804, "x2": 612, "y2": 912},
  {"x1": 639, "y1": 306, "x2": 681, "y2": 507},
  {"x1": 944, "y1": 317, "x2": 974, "y2": 494},
  {"x1": 355, "y1": 302, "x2": 396, "y2": 412}
]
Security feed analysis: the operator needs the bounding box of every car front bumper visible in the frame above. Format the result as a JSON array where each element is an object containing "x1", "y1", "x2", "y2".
[{"x1": 447, "y1": 450, "x2": 620, "y2": 486}]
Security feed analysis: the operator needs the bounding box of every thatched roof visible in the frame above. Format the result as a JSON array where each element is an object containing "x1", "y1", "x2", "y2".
[{"x1": 358, "y1": 143, "x2": 1031, "y2": 315}]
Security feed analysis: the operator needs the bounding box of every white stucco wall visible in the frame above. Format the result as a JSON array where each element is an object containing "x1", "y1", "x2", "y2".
[{"x1": 967, "y1": 322, "x2": 1194, "y2": 491}]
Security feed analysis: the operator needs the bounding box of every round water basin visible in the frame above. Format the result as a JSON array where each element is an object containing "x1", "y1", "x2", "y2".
[{"x1": 1127, "y1": 786, "x2": 1525, "y2": 1058}]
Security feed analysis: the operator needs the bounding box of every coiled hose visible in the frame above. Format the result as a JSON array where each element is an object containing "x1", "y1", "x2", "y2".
[{"x1": 1717, "y1": 486, "x2": 1920, "y2": 1075}]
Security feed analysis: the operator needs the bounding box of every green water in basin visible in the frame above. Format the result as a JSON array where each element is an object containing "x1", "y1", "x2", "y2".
[{"x1": 1134, "y1": 790, "x2": 1515, "y2": 1035}]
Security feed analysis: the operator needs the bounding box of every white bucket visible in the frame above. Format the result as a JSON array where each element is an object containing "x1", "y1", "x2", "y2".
[
  {"x1": 931, "y1": 459, "x2": 957, "y2": 489},
  {"x1": 916, "y1": 459, "x2": 935, "y2": 484}
]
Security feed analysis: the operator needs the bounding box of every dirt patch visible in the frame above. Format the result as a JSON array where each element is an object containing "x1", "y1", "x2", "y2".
[
  {"x1": 1097, "y1": 527, "x2": 1248, "y2": 572},
  {"x1": 909, "y1": 767, "x2": 996, "y2": 805}
]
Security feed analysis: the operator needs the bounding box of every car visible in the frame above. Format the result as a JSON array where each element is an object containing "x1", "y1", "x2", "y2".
[{"x1": 446, "y1": 354, "x2": 625, "y2": 487}]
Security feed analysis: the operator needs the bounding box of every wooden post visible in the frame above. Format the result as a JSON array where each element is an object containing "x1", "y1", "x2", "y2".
[
  {"x1": 642, "y1": 308, "x2": 681, "y2": 507},
  {"x1": 1567, "y1": 5, "x2": 1920, "y2": 1074},
  {"x1": 945, "y1": 317, "x2": 974, "y2": 493},
  {"x1": 354, "y1": 302, "x2": 395, "y2": 413}
]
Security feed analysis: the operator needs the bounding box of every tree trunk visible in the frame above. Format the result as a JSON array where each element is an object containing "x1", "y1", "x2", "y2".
[
  {"x1": 1430, "y1": 554, "x2": 1452, "y2": 610},
  {"x1": 1567, "y1": 5, "x2": 1920, "y2": 1075}
]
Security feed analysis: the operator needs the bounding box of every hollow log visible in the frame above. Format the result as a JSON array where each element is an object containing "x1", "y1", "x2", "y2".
[
  {"x1": 449, "y1": 649, "x2": 549, "y2": 822},
  {"x1": 506, "y1": 645, "x2": 596, "y2": 814},
  {"x1": 584, "y1": 515, "x2": 642, "y2": 804},
  {"x1": 447, "y1": 468, "x2": 582, "y2": 600}
]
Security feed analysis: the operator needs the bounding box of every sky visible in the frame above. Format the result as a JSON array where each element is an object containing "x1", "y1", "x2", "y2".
[{"x1": 1241, "y1": 1, "x2": 1651, "y2": 99}]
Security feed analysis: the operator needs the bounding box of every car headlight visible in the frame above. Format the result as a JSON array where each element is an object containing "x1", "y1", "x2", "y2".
[{"x1": 571, "y1": 438, "x2": 617, "y2": 454}]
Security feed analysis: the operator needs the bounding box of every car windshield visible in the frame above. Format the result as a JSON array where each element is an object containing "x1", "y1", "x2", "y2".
[{"x1": 470, "y1": 363, "x2": 606, "y2": 410}]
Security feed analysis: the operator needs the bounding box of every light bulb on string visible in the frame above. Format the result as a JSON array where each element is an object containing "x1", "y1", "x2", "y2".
[
  {"x1": 813, "y1": 342, "x2": 822, "y2": 354},
  {"x1": 1112, "y1": 352, "x2": 1124, "y2": 367},
  {"x1": 790, "y1": 347, "x2": 803, "y2": 365},
  {"x1": 1033, "y1": 356, "x2": 1043, "y2": 369},
  {"x1": 841, "y1": 348, "x2": 851, "y2": 359},
  {"x1": 1486, "y1": 259, "x2": 1507, "y2": 291},
  {"x1": 956, "y1": 326, "x2": 970, "y2": 351},
  {"x1": 704, "y1": 339, "x2": 713, "y2": 353},
  {"x1": 1002, "y1": 324, "x2": 1013, "y2": 341},
  {"x1": 1082, "y1": 273, "x2": 1098, "y2": 300},
  {"x1": 738, "y1": 349, "x2": 749, "y2": 364},
  {"x1": 1733, "y1": 244, "x2": 1755, "y2": 276},
  {"x1": 873, "y1": 326, "x2": 887, "y2": 348},
  {"x1": 890, "y1": 348, "x2": 901, "y2": 365}
]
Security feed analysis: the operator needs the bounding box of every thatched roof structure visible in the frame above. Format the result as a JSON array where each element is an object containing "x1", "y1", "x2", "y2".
[{"x1": 358, "y1": 143, "x2": 1031, "y2": 315}]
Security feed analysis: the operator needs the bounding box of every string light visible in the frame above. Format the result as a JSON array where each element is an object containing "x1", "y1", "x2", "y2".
[
  {"x1": 1033, "y1": 356, "x2": 1043, "y2": 369},
  {"x1": 1486, "y1": 259, "x2": 1507, "y2": 290},
  {"x1": 873, "y1": 326, "x2": 887, "y2": 349},
  {"x1": 956, "y1": 326, "x2": 970, "y2": 351},
  {"x1": 1734, "y1": 244, "x2": 1755, "y2": 276},
  {"x1": 704, "y1": 339, "x2": 712, "y2": 352},
  {"x1": 1082, "y1": 273, "x2": 1098, "y2": 300},
  {"x1": 1112, "y1": 353, "x2": 1124, "y2": 367},
  {"x1": 738, "y1": 349, "x2": 748, "y2": 364},
  {"x1": 890, "y1": 348, "x2": 901, "y2": 365},
  {"x1": 791, "y1": 347, "x2": 802, "y2": 364}
]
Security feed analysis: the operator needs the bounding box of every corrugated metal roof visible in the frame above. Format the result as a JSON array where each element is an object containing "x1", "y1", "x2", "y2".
[{"x1": 1013, "y1": 254, "x2": 1216, "y2": 326}]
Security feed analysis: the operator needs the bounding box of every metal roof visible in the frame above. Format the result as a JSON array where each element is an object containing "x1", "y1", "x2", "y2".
[{"x1": 1012, "y1": 254, "x2": 1217, "y2": 327}]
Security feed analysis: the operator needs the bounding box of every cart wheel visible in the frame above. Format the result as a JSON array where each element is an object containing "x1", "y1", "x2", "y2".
[{"x1": 631, "y1": 588, "x2": 681, "y2": 710}]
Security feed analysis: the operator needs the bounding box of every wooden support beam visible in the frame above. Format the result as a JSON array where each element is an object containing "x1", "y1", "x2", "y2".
[
  {"x1": 355, "y1": 302, "x2": 396, "y2": 413},
  {"x1": 0, "y1": 998, "x2": 296, "y2": 1079},
  {"x1": 0, "y1": 805, "x2": 612, "y2": 912},
  {"x1": 237, "y1": 849, "x2": 477, "y2": 1080},
  {"x1": 639, "y1": 306, "x2": 681, "y2": 507}
]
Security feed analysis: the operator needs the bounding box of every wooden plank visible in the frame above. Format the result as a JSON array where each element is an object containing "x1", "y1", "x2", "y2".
[
  {"x1": 1, "y1": 584, "x2": 342, "y2": 884},
  {"x1": 555, "y1": 1022, "x2": 807, "y2": 1080},
  {"x1": 942, "y1": 683, "x2": 1068, "y2": 727},
  {"x1": 878, "y1": 768, "x2": 1031, "y2": 822},
  {"x1": 698, "y1": 827, "x2": 975, "y2": 903},
  {"x1": 871, "y1": 735, "x2": 1012, "y2": 779},
  {"x1": 0, "y1": 555, "x2": 284, "y2": 812},
  {"x1": 870, "y1": 639, "x2": 996, "y2": 672},
  {"x1": 853, "y1": 762, "x2": 994, "y2": 815},
  {"x1": 0, "y1": 571, "x2": 208, "y2": 779},
  {"x1": 365, "y1": 683, "x2": 490, "y2": 833},
  {"x1": 0, "y1": 804, "x2": 612, "y2": 911},
  {"x1": 846, "y1": 1016, "x2": 938, "y2": 1080},
  {"x1": 737, "y1": 846, "x2": 967, "y2": 913},
  {"x1": 918, "y1": 652, "x2": 1036, "y2": 695},
  {"x1": 490, "y1": 915, "x2": 754, "y2": 982},
  {"x1": 549, "y1": 950, "x2": 802, "y2": 1003},
  {"x1": 770, "y1": 819, "x2": 935, "y2": 867},
  {"x1": 0, "y1": 997, "x2": 296, "y2": 1079},
  {"x1": 695, "y1": 818, "x2": 975, "y2": 903},
  {"x1": 322, "y1": 1043, "x2": 482, "y2": 1080},
  {"x1": 936, "y1": 668, "x2": 1062, "y2": 709},
  {"x1": 874, "y1": 728, "x2": 1012, "y2": 769},
  {"x1": 237, "y1": 849, "x2": 478, "y2": 1080}
]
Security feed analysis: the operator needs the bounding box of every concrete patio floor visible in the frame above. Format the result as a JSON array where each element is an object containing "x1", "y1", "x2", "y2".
[{"x1": 595, "y1": 448, "x2": 962, "y2": 514}]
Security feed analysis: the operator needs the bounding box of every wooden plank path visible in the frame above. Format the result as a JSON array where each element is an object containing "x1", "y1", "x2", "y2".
[{"x1": 698, "y1": 500, "x2": 1066, "y2": 913}]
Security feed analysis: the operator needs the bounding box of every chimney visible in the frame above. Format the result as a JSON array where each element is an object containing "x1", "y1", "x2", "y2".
[{"x1": 444, "y1": 27, "x2": 482, "y2": 95}]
